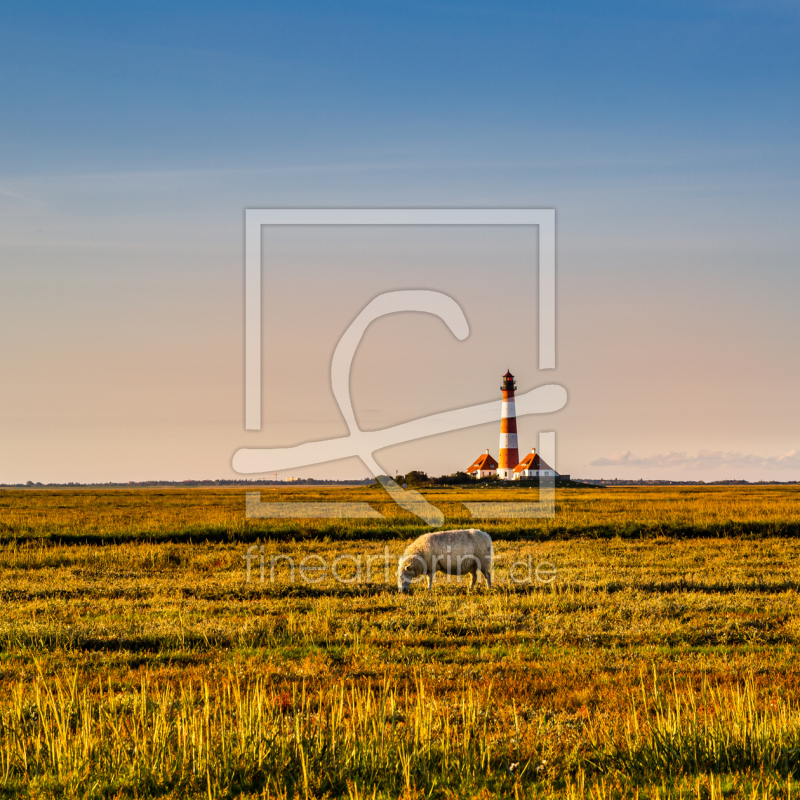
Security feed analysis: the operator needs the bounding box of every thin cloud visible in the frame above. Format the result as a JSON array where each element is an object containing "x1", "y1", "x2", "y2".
[{"x1": 591, "y1": 449, "x2": 800, "y2": 470}]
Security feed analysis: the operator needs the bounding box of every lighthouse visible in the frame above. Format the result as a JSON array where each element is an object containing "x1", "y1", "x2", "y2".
[{"x1": 497, "y1": 370, "x2": 520, "y2": 479}]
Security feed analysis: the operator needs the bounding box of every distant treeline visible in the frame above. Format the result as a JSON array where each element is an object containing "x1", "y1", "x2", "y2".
[
  {"x1": 2, "y1": 479, "x2": 375, "y2": 488},
  {"x1": 5, "y1": 477, "x2": 799, "y2": 488}
]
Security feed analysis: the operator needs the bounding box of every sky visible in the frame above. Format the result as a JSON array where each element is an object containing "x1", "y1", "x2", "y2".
[{"x1": 1, "y1": 0, "x2": 799, "y2": 483}]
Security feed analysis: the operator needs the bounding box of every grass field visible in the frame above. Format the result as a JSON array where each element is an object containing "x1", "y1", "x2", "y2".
[{"x1": 1, "y1": 485, "x2": 800, "y2": 798}]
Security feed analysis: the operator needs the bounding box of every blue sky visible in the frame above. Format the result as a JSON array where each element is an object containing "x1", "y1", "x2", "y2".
[
  {"x1": 2, "y1": 0, "x2": 799, "y2": 482},
  {"x1": 5, "y1": 1, "x2": 798, "y2": 174}
]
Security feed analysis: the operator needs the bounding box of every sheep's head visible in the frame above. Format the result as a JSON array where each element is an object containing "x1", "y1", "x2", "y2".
[{"x1": 397, "y1": 555, "x2": 424, "y2": 592}]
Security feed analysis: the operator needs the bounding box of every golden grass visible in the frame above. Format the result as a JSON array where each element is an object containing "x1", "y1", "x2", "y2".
[
  {"x1": 0, "y1": 485, "x2": 799, "y2": 797},
  {"x1": 2, "y1": 484, "x2": 800, "y2": 542},
  {"x1": 4, "y1": 667, "x2": 799, "y2": 799}
]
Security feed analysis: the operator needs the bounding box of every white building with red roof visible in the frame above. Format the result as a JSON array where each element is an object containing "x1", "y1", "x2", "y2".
[
  {"x1": 466, "y1": 449, "x2": 498, "y2": 478},
  {"x1": 513, "y1": 447, "x2": 558, "y2": 479}
]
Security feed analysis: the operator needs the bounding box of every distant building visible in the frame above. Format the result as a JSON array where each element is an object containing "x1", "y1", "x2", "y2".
[
  {"x1": 513, "y1": 448, "x2": 557, "y2": 479},
  {"x1": 465, "y1": 370, "x2": 564, "y2": 481},
  {"x1": 466, "y1": 450, "x2": 498, "y2": 479}
]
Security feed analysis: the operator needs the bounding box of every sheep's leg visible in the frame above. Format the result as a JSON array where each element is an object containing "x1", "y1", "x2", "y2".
[
  {"x1": 470, "y1": 570, "x2": 478, "y2": 589},
  {"x1": 482, "y1": 568, "x2": 492, "y2": 589},
  {"x1": 428, "y1": 572, "x2": 434, "y2": 589}
]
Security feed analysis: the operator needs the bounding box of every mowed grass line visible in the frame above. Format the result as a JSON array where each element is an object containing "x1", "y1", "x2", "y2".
[{"x1": 2, "y1": 485, "x2": 800, "y2": 543}]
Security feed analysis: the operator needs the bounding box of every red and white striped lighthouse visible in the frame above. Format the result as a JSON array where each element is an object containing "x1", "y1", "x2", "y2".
[{"x1": 498, "y1": 369, "x2": 520, "y2": 479}]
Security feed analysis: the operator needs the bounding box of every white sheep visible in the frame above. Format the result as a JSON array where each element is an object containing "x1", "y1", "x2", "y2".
[{"x1": 397, "y1": 529, "x2": 493, "y2": 592}]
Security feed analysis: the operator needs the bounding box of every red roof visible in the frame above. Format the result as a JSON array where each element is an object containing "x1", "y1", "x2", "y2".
[
  {"x1": 503, "y1": 369, "x2": 514, "y2": 379},
  {"x1": 513, "y1": 449, "x2": 556, "y2": 474},
  {"x1": 466, "y1": 452, "x2": 498, "y2": 473}
]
